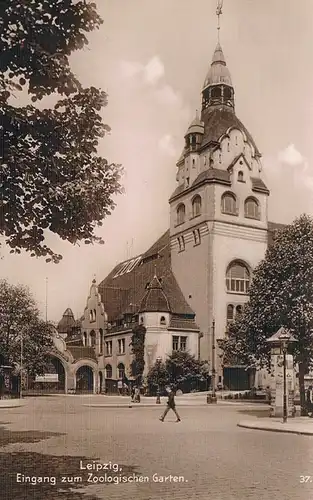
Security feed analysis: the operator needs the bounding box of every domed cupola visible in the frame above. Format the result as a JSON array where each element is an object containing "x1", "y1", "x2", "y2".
[
  {"x1": 202, "y1": 42, "x2": 235, "y2": 111},
  {"x1": 184, "y1": 110, "x2": 204, "y2": 151}
]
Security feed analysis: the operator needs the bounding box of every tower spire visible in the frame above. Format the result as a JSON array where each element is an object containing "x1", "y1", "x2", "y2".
[{"x1": 216, "y1": 0, "x2": 223, "y2": 43}]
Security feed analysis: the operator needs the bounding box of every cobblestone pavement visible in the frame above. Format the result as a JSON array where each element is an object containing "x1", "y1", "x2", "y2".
[{"x1": 0, "y1": 396, "x2": 312, "y2": 499}]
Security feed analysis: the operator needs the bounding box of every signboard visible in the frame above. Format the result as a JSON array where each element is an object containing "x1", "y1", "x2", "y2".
[{"x1": 35, "y1": 374, "x2": 59, "y2": 383}]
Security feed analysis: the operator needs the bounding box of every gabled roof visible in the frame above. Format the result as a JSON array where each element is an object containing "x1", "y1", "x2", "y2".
[
  {"x1": 98, "y1": 231, "x2": 194, "y2": 321},
  {"x1": 169, "y1": 168, "x2": 231, "y2": 201},
  {"x1": 251, "y1": 177, "x2": 270, "y2": 195}
]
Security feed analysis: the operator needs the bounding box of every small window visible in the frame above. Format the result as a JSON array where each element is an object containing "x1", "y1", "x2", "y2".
[
  {"x1": 105, "y1": 364, "x2": 112, "y2": 379},
  {"x1": 83, "y1": 332, "x2": 87, "y2": 346},
  {"x1": 118, "y1": 338, "x2": 125, "y2": 354},
  {"x1": 238, "y1": 171, "x2": 244, "y2": 182},
  {"x1": 105, "y1": 340, "x2": 112, "y2": 356},
  {"x1": 178, "y1": 236, "x2": 185, "y2": 252},
  {"x1": 140, "y1": 316, "x2": 144, "y2": 324},
  {"x1": 176, "y1": 203, "x2": 185, "y2": 225},
  {"x1": 180, "y1": 336, "x2": 187, "y2": 351},
  {"x1": 192, "y1": 158, "x2": 195, "y2": 166},
  {"x1": 219, "y1": 152, "x2": 222, "y2": 164},
  {"x1": 204, "y1": 156, "x2": 207, "y2": 165},
  {"x1": 224, "y1": 87, "x2": 232, "y2": 100},
  {"x1": 211, "y1": 86, "x2": 221, "y2": 99},
  {"x1": 192, "y1": 195, "x2": 202, "y2": 217},
  {"x1": 245, "y1": 197, "x2": 260, "y2": 220},
  {"x1": 221, "y1": 192, "x2": 237, "y2": 215},
  {"x1": 186, "y1": 177, "x2": 190, "y2": 187},
  {"x1": 227, "y1": 142, "x2": 230, "y2": 152},
  {"x1": 227, "y1": 304, "x2": 234, "y2": 321},
  {"x1": 236, "y1": 305, "x2": 243, "y2": 318},
  {"x1": 90, "y1": 330, "x2": 96, "y2": 347},
  {"x1": 160, "y1": 316, "x2": 166, "y2": 326},
  {"x1": 117, "y1": 363, "x2": 125, "y2": 379},
  {"x1": 193, "y1": 228, "x2": 201, "y2": 245},
  {"x1": 172, "y1": 336, "x2": 179, "y2": 351},
  {"x1": 93, "y1": 309, "x2": 96, "y2": 320}
]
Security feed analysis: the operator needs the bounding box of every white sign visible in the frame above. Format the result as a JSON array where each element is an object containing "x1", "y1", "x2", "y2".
[{"x1": 35, "y1": 374, "x2": 59, "y2": 383}]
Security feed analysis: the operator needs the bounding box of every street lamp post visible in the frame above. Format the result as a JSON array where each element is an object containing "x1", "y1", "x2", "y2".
[
  {"x1": 20, "y1": 335, "x2": 23, "y2": 399},
  {"x1": 156, "y1": 357, "x2": 162, "y2": 404},
  {"x1": 207, "y1": 319, "x2": 217, "y2": 404}
]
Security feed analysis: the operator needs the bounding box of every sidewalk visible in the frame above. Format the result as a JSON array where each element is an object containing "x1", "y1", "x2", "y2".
[{"x1": 238, "y1": 417, "x2": 313, "y2": 436}]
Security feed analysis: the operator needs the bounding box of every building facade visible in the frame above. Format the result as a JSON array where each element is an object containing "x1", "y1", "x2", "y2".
[{"x1": 39, "y1": 40, "x2": 286, "y2": 394}]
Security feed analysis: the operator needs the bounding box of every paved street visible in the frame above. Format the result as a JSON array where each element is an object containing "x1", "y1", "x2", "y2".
[{"x1": 0, "y1": 396, "x2": 312, "y2": 500}]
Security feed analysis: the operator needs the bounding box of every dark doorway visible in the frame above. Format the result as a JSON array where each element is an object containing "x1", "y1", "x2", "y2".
[
  {"x1": 76, "y1": 366, "x2": 94, "y2": 393},
  {"x1": 99, "y1": 371, "x2": 103, "y2": 393}
]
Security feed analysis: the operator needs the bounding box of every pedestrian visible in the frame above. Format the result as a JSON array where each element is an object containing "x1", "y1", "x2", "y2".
[
  {"x1": 306, "y1": 385, "x2": 313, "y2": 417},
  {"x1": 159, "y1": 386, "x2": 181, "y2": 422},
  {"x1": 117, "y1": 379, "x2": 123, "y2": 395},
  {"x1": 130, "y1": 385, "x2": 135, "y2": 402},
  {"x1": 134, "y1": 386, "x2": 140, "y2": 403}
]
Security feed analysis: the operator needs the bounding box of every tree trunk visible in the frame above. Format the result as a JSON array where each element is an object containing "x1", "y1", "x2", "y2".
[{"x1": 298, "y1": 362, "x2": 307, "y2": 416}]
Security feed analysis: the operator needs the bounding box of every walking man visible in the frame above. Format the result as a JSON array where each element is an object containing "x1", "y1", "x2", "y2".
[
  {"x1": 160, "y1": 386, "x2": 181, "y2": 422},
  {"x1": 306, "y1": 385, "x2": 313, "y2": 417}
]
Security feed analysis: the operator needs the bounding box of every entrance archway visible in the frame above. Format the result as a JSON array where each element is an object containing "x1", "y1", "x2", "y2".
[{"x1": 76, "y1": 365, "x2": 94, "y2": 393}]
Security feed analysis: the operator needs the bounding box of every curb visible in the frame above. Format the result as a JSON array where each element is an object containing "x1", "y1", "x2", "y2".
[
  {"x1": 237, "y1": 422, "x2": 313, "y2": 436},
  {"x1": 83, "y1": 404, "x2": 211, "y2": 408},
  {"x1": 0, "y1": 401, "x2": 25, "y2": 409}
]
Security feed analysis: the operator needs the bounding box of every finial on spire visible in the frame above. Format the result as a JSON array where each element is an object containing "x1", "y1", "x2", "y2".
[
  {"x1": 216, "y1": 0, "x2": 223, "y2": 43},
  {"x1": 92, "y1": 273, "x2": 96, "y2": 284}
]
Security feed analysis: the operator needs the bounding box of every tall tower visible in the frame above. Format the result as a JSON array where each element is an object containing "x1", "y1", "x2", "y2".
[{"x1": 169, "y1": 2, "x2": 270, "y2": 375}]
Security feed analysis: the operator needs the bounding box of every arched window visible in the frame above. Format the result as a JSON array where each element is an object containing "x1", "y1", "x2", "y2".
[
  {"x1": 235, "y1": 305, "x2": 243, "y2": 318},
  {"x1": 226, "y1": 261, "x2": 250, "y2": 294},
  {"x1": 227, "y1": 304, "x2": 234, "y2": 321},
  {"x1": 117, "y1": 363, "x2": 125, "y2": 379},
  {"x1": 105, "y1": 364, "x2": 112, "y2": 379},
  {"x1": 245, "y1": 197, "x2": 260, "y2": 219},
  {"x1": 192, "y1": 195, "x2": 202, "y2": 217},
  {"x1": 89, "y1": 309, "x2": 93, "y2": 321},
  {"x1": 90, "y1": 330, "x2": 96, "y2": 347},
  {"x1": 93, "y1": 309, "x2": 96, "y2": 320},
  {"x1": 238, "y1": 171, "x2": 244, "y2": 182},
  {"x1": 176, "y1": 203, "x2": 185, "y2": 225},
  {"x1": 224, "y1": 87, "x2": 232, "y2": 100},
  {"x1": 160, "y1": 316, "x2": 166, "y2": 326},
  {"x1": 99, "y1": 329, "x2": 104, "y2": 353},
  {"x1": 221, "y1": 192, "x2": 237, "y2": 215},
  {"x1": 211, "y1": 86, "x2": 221, "y2": 99},
  {"x1": 83, "y1": 332, "x2": 87, "y2": 346}
]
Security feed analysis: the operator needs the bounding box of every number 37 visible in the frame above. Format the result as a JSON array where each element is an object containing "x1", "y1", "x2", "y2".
[{"x1": 300, "y1": 476, "x2": 312, "y2": 483}]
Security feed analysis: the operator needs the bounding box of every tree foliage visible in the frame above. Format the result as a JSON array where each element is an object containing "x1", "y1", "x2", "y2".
[
  {"x1": 220, "y1": 215, "x2": 313, "y2": 410},
  {"x1": 147, "y1": 351, "x2": 210, "y2": 393},
  {"x1": 129, "y1": 324, "x2": 146, "y2": 383},
  {"x1": 0, "y1": 1, "x2": 122, "y2": 263},
  {"x1": 0, "y1": 279, "x2": 53, "y2": 375}
]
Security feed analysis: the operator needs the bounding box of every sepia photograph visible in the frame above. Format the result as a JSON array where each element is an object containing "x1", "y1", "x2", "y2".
[{"x1": 0, "y1": 0, "x2": 313, "y2": 499}]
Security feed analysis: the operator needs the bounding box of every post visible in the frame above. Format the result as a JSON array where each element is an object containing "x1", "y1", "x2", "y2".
[
  {"x1": 156, "y1": 357, "x2": 161, "y2": 404},
  {"x1": 207, "y1": 319, "x2": 217, "y2": 404},
  {"x1": 211, "y1": 319, "x2": 217, "y2": 403},
  {"x1": 283, "y1": 344, "x2": 287, "y2": 423},
  {"x1": 20, "y1": 335, "x2": 23, "y2": 399}
]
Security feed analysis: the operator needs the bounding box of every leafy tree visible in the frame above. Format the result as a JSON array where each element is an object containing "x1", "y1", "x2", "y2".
[
  {"x1": 220, "y1": 215, "x2": 313, "y2": 414},
  {"x1": 147, "y1": 351, "x2": 210, "y2": 394},
  {"x1": 0, "y1": 279, "x2": 53, "y2": 375},
  {"x1": 0, "y1": 1, "x2": 122, "y2": 263},
  {"x1": 129, "y1": 324, "x2": 146, "y2": 385}
]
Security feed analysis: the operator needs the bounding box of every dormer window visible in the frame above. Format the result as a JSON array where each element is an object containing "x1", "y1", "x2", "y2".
[
  {"x1": 160, "y1": 316, "x2": 166, "y2": 326},
  {"x1": 238, "y1": 171, "x2": 244, "y2": 182}
]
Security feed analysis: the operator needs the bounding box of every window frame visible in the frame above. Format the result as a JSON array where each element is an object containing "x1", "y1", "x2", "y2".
[
  {"x1": 192, "y1": 195, "x2": 202, "y2": 218},
  {"x1": 221, "y1": 192, "x2": 237, "y2": 216},
  {"x1": 176, "y1": 203, "x2": 186, "y2": 225},
  {"x1": 244, "y1": 197, "x2": 260, "y2": 220},
  {"x1": 226, "y1": 261, "x2": 250, "y2": 295}
]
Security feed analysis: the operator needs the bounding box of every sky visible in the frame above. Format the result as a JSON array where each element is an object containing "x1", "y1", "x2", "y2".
[{"x1": 1, "y1": 0, "x2": 313, "y2": 322}]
